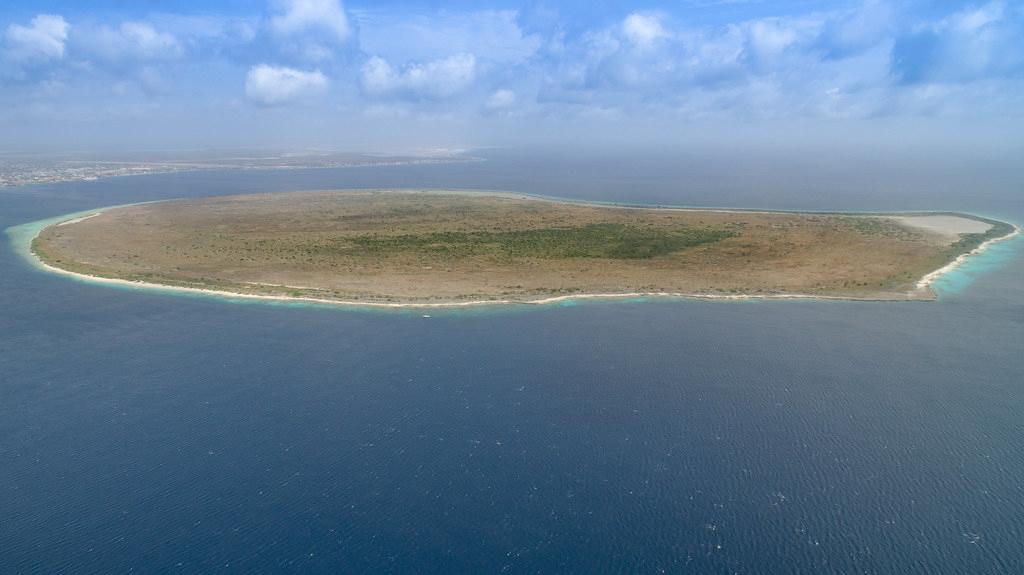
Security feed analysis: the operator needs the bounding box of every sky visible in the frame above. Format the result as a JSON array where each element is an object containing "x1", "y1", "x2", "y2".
[{"x1": 0, "y1": 0, "x2": 1022, "y2": 154}]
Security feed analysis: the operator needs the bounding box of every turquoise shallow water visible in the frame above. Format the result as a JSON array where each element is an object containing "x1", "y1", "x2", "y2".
[
  {"x1": 2, "y1": 151, "x2": 1023, "y2": 573},
  {"x1": 932, "y1": 232, "x2": 1023, "y2": 296}
]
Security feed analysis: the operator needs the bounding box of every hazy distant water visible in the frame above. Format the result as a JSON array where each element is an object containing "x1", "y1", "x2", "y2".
[{"x1": 2, "y1": 150, "x2": 1023, "y2": 573}]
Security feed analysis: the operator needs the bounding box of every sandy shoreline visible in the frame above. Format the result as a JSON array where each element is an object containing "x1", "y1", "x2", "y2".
[
  {"x1": 57, "y1": 213, "x2": 101, "y2": 226},
  {"x1": 915, "y1": 225, "x2": 1021, "y2": 290},
  {"x1": 26, "y1": 255, "x2": 928, "y2": 307},
  {"x1": 18, "y1": 198, "x2": 1022, "y2": 310}
]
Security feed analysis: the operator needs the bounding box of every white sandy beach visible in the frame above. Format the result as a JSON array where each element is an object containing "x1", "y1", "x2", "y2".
[
  {"x1": 57, "y1": 213, "x2": 101, "y2": 226},
  {"x1": 895, "y1": 214, "x2": 994, "y2": 236}
]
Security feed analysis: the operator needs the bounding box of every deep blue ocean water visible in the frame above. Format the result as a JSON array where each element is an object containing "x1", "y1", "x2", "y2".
[{"x1": 2, "y1": 150, "x2": 1023, "y2": 573}]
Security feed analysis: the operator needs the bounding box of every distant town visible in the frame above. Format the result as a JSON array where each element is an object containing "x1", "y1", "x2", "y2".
[{"x1": 0, "y1": 150, "x2": 476, "y2": 188}]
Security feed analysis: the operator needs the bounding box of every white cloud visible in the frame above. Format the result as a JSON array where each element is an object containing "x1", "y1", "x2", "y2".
[
  {"x1": 486, "y1": 89, "x2": 516, "y2": 109},
  {"x1": 245, "y1": 64, "x2": 327, "y2": 105},
  {"x1": 623, "y1": 13, "x2": 667, "y2": 48},
  {"x1": 4, "y1": 14, "x2": 69, "y2": 62},
  {"x1": 362, "y1": 53, "x2": 476, "y2": 99},
  {"x1": 79, "y1": 21, "x2": 183, "y2": 61},
  {"x1": 746, "y1": 20, "x2": 798, "y2": 56},
  {"x1": 361, "y1": 57, "x2": 393, "y2": 92},
  {"x1": 271, "y1": 0, "x2": 350, "y2": 42}
]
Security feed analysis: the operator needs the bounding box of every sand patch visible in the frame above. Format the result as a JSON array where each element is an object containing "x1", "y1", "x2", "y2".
[{"x1": 896, "y1": 215, "x2": 991, "y2": 237}]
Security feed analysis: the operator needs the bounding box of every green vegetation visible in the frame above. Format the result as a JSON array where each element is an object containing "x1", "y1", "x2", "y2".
[
  {"x1": 846, "y1": 216, "x2": 919, "y2": 239},
  {"x1": 947, "y1": 220, "x2": 1015, "y2": 256},
  {"x1": 326, "y1": 223, "x2": 734, "y2": 259}
]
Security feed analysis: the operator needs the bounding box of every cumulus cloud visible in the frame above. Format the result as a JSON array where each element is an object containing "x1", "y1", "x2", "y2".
[
  {"x1": 743, "y1": 19, "x2": 802, "y2": 64},
  {"x1": 270, "y1": 0, "x2": 350, "y2": 41},
  {"x1": 362, "y1": 53, "x2": 476, "y2": 99},
  {"x1": 245, "y1": 64, "x2": 327, "y2": 105},
  {"x1": 622, "y1": 13, "x2": 667, "y2": 48},
  {"x1": 4, "y1": 14, "x2": 69, "y2": 62}
]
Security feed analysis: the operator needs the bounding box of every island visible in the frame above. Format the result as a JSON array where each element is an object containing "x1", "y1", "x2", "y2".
[{"x1": 30, "y1": 190, "x2": 1018, "y2": 306}]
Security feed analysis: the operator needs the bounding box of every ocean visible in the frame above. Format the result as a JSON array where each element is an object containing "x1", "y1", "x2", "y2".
[{"x1": 2, "y1": 149, "x2": 1022, "y2": 573}]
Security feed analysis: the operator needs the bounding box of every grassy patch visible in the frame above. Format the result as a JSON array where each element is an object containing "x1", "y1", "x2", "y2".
[{"x1": 328, "y1": 223, "x2": 734, "y2": 259}]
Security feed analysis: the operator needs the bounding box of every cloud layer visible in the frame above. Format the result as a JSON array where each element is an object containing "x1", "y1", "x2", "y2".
[{"x1": 1, "y1": 0, "x2": 1022, "y2": 149}]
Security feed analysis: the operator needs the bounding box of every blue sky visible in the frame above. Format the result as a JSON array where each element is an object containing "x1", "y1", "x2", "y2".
[{"x1": 1, "y1": 0, "x2": 1022, "y2": 153}]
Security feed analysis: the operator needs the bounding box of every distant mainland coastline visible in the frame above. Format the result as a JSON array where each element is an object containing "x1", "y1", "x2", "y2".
[{"x1": 24, "y1": 190, "x2": 1021, "y2": 308}]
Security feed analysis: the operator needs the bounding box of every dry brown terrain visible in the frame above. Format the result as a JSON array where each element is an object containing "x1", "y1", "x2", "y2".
[{"x1": 31, "y1": 190, "x2": 1001, "y2": 303}]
